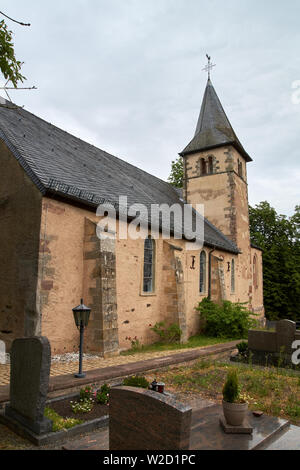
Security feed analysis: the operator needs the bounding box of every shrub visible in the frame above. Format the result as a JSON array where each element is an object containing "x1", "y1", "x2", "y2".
[
  {"x1": 96, "y1": 384, "x2": 110, "y2": 405},
  {"x1": 123, "y1": 375, "x2": 149, "y2": 389},
  {"x1": 196, "y1": 298, "x2": 258, "y2": 338},
  {"x1": 236, "y1": 341, "x2": 248, "y2": 357},
  {"x1": 150, "y1": 322, "x2": 182, "y2": 343},
  {"x1": 79, "y1": 385, "x2": 93, "y2": 401},
  {"x1": 222, "y1": 369, "x2": 240, "y2": 403}
]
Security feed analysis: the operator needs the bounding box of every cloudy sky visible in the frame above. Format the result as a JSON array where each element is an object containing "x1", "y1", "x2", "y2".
[{"x1": 1, "y1": 0, "x2": 299, "y2": 216}]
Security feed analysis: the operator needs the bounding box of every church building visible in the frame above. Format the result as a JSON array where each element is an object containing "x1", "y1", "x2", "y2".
[{"x1": 0, "y1": 75, "x2": 264, "y2": 356}]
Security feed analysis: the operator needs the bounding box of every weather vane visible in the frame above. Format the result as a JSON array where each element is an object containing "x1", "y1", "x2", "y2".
[{"x1": 202, "y1": 54, "x2": 216, "y2": 79}]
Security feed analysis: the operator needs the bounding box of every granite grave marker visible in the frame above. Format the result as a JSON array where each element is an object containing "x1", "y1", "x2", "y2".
[
  {"x1": 4, "y1": 336, "x2": 52, "y2": 434},
  {"x1": 109, "y1": 386, "x2": 192, "y2": 450}
]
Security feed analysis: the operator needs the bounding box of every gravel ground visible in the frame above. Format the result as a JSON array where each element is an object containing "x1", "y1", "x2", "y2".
[{"x1": 51, "y1": 352, "x2": 102, "y2": 363}]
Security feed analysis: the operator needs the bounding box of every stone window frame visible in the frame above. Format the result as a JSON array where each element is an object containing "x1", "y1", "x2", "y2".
[
  {"x1": 196, "y1": 154, "x2": 216, "y2": 177},
  {"x1": 231, "y1": 258, "x2": 235, "y2": 293},
  {"x1": 208, "y1": 155, "x2": 214, "y2": 174},
  {"x1": 142, "y1": 236, "x2": 156, "y2": 295},
  {"x1": 200, "y1": 158, "x2": 207, "y2": 176},
  {"x1": 199, "y1": 250, "x2": 207, "y2": 294}
]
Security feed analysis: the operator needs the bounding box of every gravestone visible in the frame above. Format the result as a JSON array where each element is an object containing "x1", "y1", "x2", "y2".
[
  {"x1": 109, "y1": 386, "x2": 192, "y2": 450},
  {"x1": 4, "y1": 336, "x2": 52, "y2": 434},
  {"x1": 276, "y1": 320, "x2": 296, "y2": 354}
]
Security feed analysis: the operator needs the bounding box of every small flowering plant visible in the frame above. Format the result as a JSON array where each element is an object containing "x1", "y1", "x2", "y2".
[
  {"x1": 125, "y1": 336, "x2": 141, "y2": 351},
  {"x1": 70, "y1": 384, "x2": 111, "y2": 413},
  {"x1": 70, "y1": 397, "x2": 94, "y2": 414}
]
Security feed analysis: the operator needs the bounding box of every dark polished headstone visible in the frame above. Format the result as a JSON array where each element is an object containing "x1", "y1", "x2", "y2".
[
  {"x1": 190, "y1": 404, "x2": 289, "y2": 450},
  {"x1": 4, "y1": 336, "x2": 52, "y2": 434},
  {"x1": 109, "y1": 386, "x2": 192, "y2": 450},
  {"x1": 276, "y1": 320, "x2": 296, "y2": 354}
]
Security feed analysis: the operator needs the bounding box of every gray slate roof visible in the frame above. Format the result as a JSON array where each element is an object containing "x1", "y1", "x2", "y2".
[
  {"x1": 0, "y1": 99, "x2": 239, "y2": 254},
  {"x1": 180, "y1": 79, "x2": 252, "y2": 162}
]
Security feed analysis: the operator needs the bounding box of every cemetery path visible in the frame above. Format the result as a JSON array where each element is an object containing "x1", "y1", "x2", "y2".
[{"x1": 0, "y1": 340, "x2": 239, "y2": 403}]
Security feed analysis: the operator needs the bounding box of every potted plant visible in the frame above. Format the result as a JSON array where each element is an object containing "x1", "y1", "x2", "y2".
[{"x1": 222, "y1": 369, "x2": 248, "y2": 426}]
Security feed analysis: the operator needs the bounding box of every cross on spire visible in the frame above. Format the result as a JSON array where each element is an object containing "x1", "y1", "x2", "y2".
[{"x1": 202, "y1": 54, "x2": 216, "y2": 80}]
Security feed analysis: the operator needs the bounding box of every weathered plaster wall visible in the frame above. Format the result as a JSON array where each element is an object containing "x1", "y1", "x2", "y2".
[
  {"x1": 115, "y1": 231, "x2": 189, "y2": 350},
  {"x1": 0, "y1": 141, "x2": 42, "y2": 351},
  {"x1": 184, "y1": 145, "x2": 247, "y2": 243},
  {"x1": 38, "y1": 198, "x2": 105, "y2": 354},
  {"x1": 37, "y1": 196, "x2": 242, "y2": 353},
  {"x1": 38, "y1": 199, "x2": 185, "y2": 353},
  {"x1": 37, "y1": 177, "x2": 263, "y2": 355},
  {"x1": 183, "y1": 144, "x2": 264, "y2": 321}
]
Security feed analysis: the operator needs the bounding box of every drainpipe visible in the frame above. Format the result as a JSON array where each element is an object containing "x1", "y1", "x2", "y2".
[{"x1": 208, "y1": 247, "x2": 216, "y2": 300}]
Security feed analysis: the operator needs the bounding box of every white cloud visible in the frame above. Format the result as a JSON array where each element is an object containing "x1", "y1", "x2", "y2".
[{"x1": 1, "y1": 0, "x2": 299, "y2": 216}]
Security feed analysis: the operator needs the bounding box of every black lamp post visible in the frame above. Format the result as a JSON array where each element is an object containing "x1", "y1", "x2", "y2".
[{"x1": 72, "y1": 299, "x2": 91, "y2": 378}]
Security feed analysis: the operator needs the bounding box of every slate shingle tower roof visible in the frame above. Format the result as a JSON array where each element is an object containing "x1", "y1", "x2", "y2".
[
  {"x1": 180, "y1": 78, "x2": 252, "y2": 162},
  {"x1": 0, "y1": 97, "x2": 239, "y2": 254}
]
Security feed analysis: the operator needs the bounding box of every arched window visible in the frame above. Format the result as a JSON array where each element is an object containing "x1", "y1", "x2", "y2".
[
  {"x1": 201, "y1": 158, "x2": 207, "y2": 175},
  {"x1": 143, "y1": 236, "x2": 155, "y2": 293},
  {"x1": 208, "y1": 156, "x2": 214, "y2": 174},
  {"x1": 231, "y1": 259, "x2": 235, "y2": 293},
  {"x1": 200, "y1": 250, "x2": 206, "y2": 293},
  {"x1": 253, "y1": 255, "x2": 258, "y2": 289}
]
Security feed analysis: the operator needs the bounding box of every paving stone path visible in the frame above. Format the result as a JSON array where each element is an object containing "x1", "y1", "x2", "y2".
[{"x1": 0, "y1": 341, "x2": 237, "y2": 386}]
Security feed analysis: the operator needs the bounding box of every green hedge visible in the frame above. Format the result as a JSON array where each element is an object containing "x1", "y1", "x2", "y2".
[{"x1": 196, "y1": 298, "x2": 258, "y2": 339}]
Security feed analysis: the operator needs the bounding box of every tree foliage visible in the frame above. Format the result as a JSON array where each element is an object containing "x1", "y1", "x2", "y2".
[
  {"x1": 0, "y1": 19, "x2": 25, "y2": 87},
  {"x1": 168, "y1": 156, "x2": 184, "y2": 188},
  {"x1": 249, "y1": 202, "x2": 300, "y2": 321}
]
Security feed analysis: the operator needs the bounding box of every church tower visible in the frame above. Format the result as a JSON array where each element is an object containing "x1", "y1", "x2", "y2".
[
  {"x1": 180, "y1": 77, "x2": 252, "y2": 256},
  {"x1": 179, "y1": 66, "x2": 263, "y2": 311}
]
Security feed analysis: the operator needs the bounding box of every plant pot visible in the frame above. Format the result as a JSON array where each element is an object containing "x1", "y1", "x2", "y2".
[{"x1": 222, "y1": 400, "x2": 248, "y2": 426}]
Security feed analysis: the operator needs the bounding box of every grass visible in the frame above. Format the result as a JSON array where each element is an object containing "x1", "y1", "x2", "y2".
[
  {"x1": 150, "y1": 359, "x2": 300, "y2": 425},
  {"x1": 120, "y1": 335, "x2": 238, "y2": 356},
  {"x1": 44, "y1": 407, "x2": 83, "y2": 432}
]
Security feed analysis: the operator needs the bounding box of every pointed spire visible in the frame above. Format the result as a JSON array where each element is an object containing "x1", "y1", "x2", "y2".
[{"x1": 180, "y1": 79, "x2": 252, "y2": 162}]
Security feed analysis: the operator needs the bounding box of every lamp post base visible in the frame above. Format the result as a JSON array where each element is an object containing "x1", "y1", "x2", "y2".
[{"x1": 74, "y1": 373, "x2": 86, "y2": 379}]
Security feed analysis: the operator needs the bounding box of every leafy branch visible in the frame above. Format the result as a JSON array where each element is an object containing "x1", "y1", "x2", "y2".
[{"x1": 0, "y1": 18, "x2": 26, "y2": 88}]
